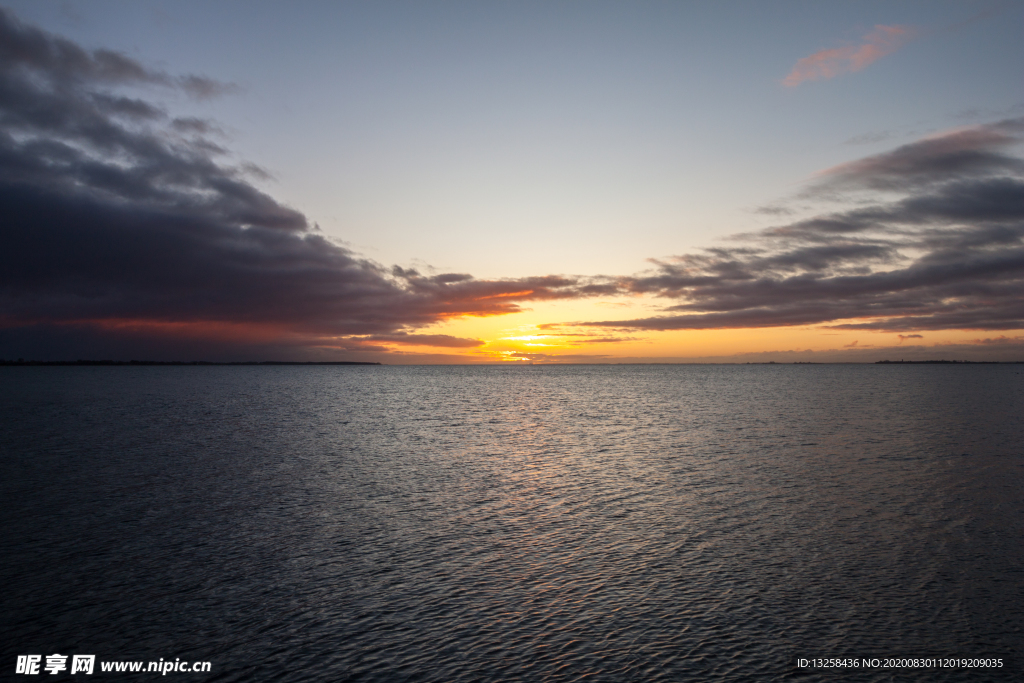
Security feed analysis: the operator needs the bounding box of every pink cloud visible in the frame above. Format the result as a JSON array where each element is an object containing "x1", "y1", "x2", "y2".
[{"x1": 783, "y1": 25, "x2": 914, "y2": 87}]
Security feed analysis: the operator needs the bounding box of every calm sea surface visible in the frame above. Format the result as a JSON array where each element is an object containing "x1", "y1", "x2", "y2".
[{"x1": 1, "y1": 364, "x2": 1022, "y2": 681}]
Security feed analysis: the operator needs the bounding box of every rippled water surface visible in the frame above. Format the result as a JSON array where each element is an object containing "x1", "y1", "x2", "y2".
[{"x1": 2, "y1": 364, "x2": 1023, "y2": 681}]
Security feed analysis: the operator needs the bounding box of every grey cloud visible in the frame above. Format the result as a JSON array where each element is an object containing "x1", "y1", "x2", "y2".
[
  {"x1": 0, "y1": 8, "x2": 602, "y2": 360},
  {"x1": 171, "y1": 117, "x2": 223, "y2": 136},
  {"x1": 91, "y1": 93, "x2": 166, "y2": 120},
  {"x1": 177, "y1": 74, "x2": 240, "y2": 100},
  {"x1": 809, "y1": 121, "x2": 1024, "y2": 193},
  {"x1": 0, "y1": 7, "x2": 233, "y2": 97},
  {"x1": 582, "y1": 119, "x2": 1024, "y2": 335}
]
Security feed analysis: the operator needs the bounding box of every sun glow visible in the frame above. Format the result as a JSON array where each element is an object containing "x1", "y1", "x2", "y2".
[{"x1": 501, "y1": 335, "x2": 553, "y2": 342}]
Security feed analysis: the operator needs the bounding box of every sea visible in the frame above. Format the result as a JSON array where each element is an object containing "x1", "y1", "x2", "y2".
[{"x1": 1, "y1": 364, "x2": 1022, "y2": 681}]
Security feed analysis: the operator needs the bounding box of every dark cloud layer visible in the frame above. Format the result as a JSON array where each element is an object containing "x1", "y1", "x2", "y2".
[
  {"x1": 584, "y1": 118, "x2": 1024, "y2": 334},
  {"x1": 0, "y1": 9, "x2": 596, "y2": 360}
]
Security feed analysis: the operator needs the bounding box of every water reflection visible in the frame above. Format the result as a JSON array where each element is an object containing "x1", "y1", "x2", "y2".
[{"x1": 1, "y1": 364, "x2": 1021, "y2": 681}]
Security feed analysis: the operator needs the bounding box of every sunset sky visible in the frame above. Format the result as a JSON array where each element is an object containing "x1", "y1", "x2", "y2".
[{"x1": 2, "y1": 0, "x2": 1023, "y2": 362}]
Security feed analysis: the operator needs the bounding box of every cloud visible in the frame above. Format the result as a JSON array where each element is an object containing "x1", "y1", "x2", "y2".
[
  {"x1": 897, "y1": 334, "x2": 924, "y2": 343},
  {"x1": 0, "y1": 8, "x2": 234, "y2": 97},
  {"x1": 170, "y1": 116, "x2": 224, "y2": 136},
  {"x1": 177, "y1": 74, "x2": 240, "y2": 100},
  {"x1": 971, "y1": 334, "x2": 1024, "y2": 345},
  {"x1": 578, "y1": 119, "x2": 1024, "y2": 335},
  {"x1": 783, "y1": 25, "x2": 914, "y2": 87},
  {"x1": 812, "y1": 121, "x2": 1024, "y2": 192},
  {"x1": 574, "y1": 337, "x2": 640, "y2": 344},
  {"x1": 360, "y1": 333, "x2": 485, "y2": 348},
  {"x1": 0, "y1": 8, "x2": 601, "y2": 361}
]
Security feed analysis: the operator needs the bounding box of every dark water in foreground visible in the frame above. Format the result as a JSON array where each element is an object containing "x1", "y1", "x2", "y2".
[{"x1": 1, "y1": 364, "x2": 1022, "y2": 682}]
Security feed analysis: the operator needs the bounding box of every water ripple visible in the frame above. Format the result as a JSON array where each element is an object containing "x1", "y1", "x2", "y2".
[{"x1": 1, "y1": 364, "x2": 1022, "y2": 681}]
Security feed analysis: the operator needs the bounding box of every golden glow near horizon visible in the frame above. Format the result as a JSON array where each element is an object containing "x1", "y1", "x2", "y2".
[{"x1": 383, "y1": 295, "x2": 1013, "y2": 363}]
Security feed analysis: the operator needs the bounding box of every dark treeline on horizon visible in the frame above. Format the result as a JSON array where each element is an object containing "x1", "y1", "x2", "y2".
[
  {"x1": 2, "y1": 359, "x2": 1022, "y2": 367},
  {"x1": 0, "y1": 360, "x2": 382, "y2": 366}
]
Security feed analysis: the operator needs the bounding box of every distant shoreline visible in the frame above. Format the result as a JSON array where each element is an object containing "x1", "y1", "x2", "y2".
[
  {"x1": 0, "y1": 360, "x2": 382, "y2": 366},
  {"x1": 871, "y1": 359, "x2": 1022, "y2": 364},
  {"x1": 2, "y1": 359, "x2": 1022, "y2": 367}
]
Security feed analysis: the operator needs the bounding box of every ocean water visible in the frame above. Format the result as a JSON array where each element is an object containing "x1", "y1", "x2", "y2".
[{"x1": 1, "y1": 364, "x2": 1022, "y2": 682}]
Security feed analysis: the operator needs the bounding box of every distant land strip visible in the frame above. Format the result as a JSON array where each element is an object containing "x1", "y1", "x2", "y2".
[
  {"x1": 0, "y1": 360, "x2": 382, "y2": 366},
  {"x1": 873, "y1": 359, "x2": 1023, "y2": 364},
  {"x1": 2, "y1": 359, "x2": 1022, "y2": 367}
]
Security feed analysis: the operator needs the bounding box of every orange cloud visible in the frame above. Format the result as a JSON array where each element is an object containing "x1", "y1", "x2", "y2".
[
  {"x1": 783, "y1": 25, "x2": 913, "y2": 87},
  {"x1": 361, "y1": 333, "x2": 485, "y2": 348}
]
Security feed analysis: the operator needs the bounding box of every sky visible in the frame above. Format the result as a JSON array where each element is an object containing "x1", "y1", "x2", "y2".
[{"x1": 1, "y1": 0, "x2": 1023, "y2": 363}]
